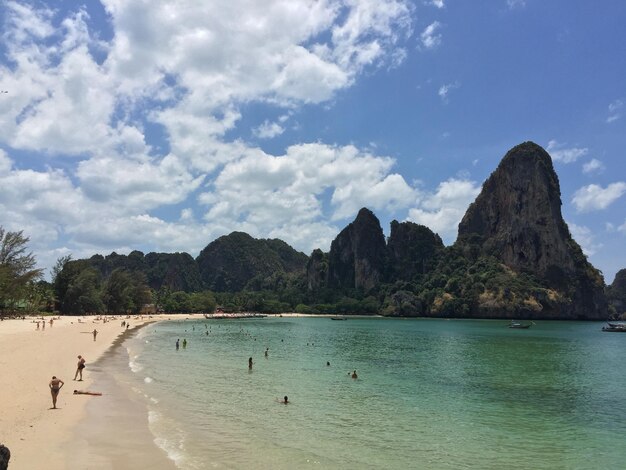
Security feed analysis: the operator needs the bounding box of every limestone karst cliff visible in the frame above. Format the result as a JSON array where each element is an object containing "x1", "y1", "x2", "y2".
[
  {"x1": 196, "y1": 232, "x2": 308, "y2": 292},
  {"x1": 387, "y1": 220, "x2": 444, "y2": 282},
  {"x1": 456, "y1": 141, "x2": 606, "y2": 319},
  {"x1": 607, "y1": 269, "x2": 626, "y2": 318},
  {"x1": 326, "y1": 208, "x2": 387, "y2": 292}
]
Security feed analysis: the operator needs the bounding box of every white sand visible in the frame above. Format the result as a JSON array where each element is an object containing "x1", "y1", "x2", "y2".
[{"x1": 0, "y1": 314, "x2": 203, "y2": 469}]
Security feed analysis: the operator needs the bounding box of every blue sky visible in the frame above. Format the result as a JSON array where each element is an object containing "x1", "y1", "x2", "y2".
[{"x1": 0, "y1": 0, "x2": 625, "y2": 283}]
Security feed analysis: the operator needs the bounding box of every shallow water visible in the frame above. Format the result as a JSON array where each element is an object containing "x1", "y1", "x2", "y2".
[{"x1": 115, "y1": 318, "x2": 626, "y2": 469}]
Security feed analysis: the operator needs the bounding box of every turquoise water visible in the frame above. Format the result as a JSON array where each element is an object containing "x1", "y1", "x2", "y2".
[{"x1": 117, "y1": 318, "x2": 626, "y2": 469}]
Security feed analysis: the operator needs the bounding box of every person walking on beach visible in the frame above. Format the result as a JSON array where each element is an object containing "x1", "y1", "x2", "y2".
[
  {"x1": 49, "y1": 376, "x2": 64, "y2": 409},
  {"x1": 74, "y1": 355, "x2": 86, "y2": 381},
  {"x1": 92, "y1": 329, "x2": 98, "y2": 341}
]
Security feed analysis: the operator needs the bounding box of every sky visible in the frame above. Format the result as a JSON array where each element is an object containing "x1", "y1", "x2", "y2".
[{"x1": 0, "y1": 0, "x2": 625, "y2": 284}]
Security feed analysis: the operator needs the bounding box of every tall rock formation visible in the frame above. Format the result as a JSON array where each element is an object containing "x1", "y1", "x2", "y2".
[
  {"x1": 326, "y1": 208, "x2": 387, "y2": 291},
  {"x1": 607, "y1": 269, "x2": 626, "y2": 317},
  {"x1": 306, "y1": 249, "x2": 328, "y2": 291},
  {"x1": 387, "y1": 220, "x2": 444, "y2": 282},
  {"x1": 196, "y1": 232, "x2": 308, "y2": 292},
  {"x1": 144, "y1": 252, "x2": 202, "y2": 292},
  {"x1": 456, "y1": 141, "x2": 606, "y2": 319}
]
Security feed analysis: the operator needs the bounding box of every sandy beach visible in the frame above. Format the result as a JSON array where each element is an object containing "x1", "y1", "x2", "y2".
[{"x1": 0, "y1": 314, "x2": 204, "y2": 470}]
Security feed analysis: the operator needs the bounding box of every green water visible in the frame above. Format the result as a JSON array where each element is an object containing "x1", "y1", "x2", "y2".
[{"x1": 118, "y1": 318, "x2": 626, "y2": 469}]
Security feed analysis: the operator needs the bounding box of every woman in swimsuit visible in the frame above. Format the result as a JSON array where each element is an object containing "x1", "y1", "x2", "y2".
[
  {"x1": 49, "y1": 376, "x2": 64, "y2": 409},
  {"x1": 74, "y1": 355, "x2": 86, "y2": 381}
]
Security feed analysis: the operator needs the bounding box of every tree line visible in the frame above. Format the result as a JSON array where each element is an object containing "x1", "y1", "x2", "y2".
[{"x1": 0, "y1": 226, "x2": 217, "y2": 315}]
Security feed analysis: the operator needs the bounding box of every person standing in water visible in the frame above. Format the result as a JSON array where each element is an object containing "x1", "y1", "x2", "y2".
[
  {"x1": 49, "y1": 376, "x2": 64, "y2": 409},
  {"x1": 182, "y1": 338, "x2": 187, "y2": 349},
  {"x1": 176, "y1": 339, "x2": 180, "y2": 350},
  {"x1": 248, "y1": 357, "x2": 253, "y2": 369},
  {"x1": 351, "y1": 370, "x2": 358, "y2": 379}
]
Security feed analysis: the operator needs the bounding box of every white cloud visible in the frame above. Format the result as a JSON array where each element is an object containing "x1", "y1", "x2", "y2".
[
  {"x1": 198, "y1": 143, "x2": 417, "y2": 252},
  {"x1": 582, "y1": 158, "x2": 605, "y2": 175},
  {"x1": 253, "y1": 120, "x2": 285, "y2": 139},
  {"x1": 546, "y1": 140, "x2": 588, "y2": 164},
  {"x1": 76, "y1": 154, "x2": 204, "y2": 210},
  {"x1": 2, "y1": 0, "x2": 413, "y2": 158},
  {"x1": 438, "y1": 82, "x2": 459, "y2": 103},
  {"x1": 0, "y1": 0, "x2": 419, "y2": 272},
  {"x1": 507, "y1": 0, "x2": 526, "y2": 9},
  {"x1": 572, "y1": 182, "x2": 626, "y2": 212},
  {"x1": 428, "y1": 0, "x2": 445, "y2": 8},
  {"x1": 420, "y1": 22, "x2": 442, "y2": 49},
  {"x1": 3, "y1": 1, "x2": 55, "y2": 44},
  {"x1": 407, "y1": 178, "x2": 481, "y2": 242},
  {"x1": 607, "y1": 99, "x2": 623, "y2": 123},
  {"x1": 568, "y1": 223, "x2": 602, "y2": 256}
]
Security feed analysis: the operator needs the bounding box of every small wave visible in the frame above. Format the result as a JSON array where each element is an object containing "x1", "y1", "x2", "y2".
[
  {"x1": 129, "y1": 360, "x2": 143, "y2": 373},
  {"x1": 149, "y1": 410, "x2": 187, "y2": 467},
  {"x1": 144, "y1": 377, "x2": 153, "y2": 383},
  {"x1": 150, "y1": 397, "x2": 159, "y2": 404}
]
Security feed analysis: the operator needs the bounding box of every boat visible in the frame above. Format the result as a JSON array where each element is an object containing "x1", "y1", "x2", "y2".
[
  {"x1": 602, "y1": 323, "x2": 626, "y2": 332},
  {"x1": 508, "y1": 321, "x2": 531, "y2": 329},
  {"x1": 330, "y1": 317, "x2": 348, "y2": 321}
]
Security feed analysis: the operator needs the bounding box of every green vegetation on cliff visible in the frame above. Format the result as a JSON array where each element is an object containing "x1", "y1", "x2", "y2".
[{"x1": 28, "y1": 142, "x2": 615, "y2": 319}]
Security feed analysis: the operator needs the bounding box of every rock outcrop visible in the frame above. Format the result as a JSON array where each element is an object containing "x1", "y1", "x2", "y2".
[
  {"x1": 456, "y1": 141, "x2": 606, "y2": 319},
  {"x1": 607, "y1": 269, "x2": 626, "y2": 318},
  {"x1": 306, "y1": 249, "x2": 327, "y2": 291},
  {"x1": 87, "y1": 251, "x2": 203, "y2": 292},
  {"x1": 196, "y1": 232, "x2": 308, "y2": 292},
  {"x1": 387, "y1": 220, "x2": 443, "y2": 282},
  {"x1": 326, "y1": 208, "x2": 387, "y2": 291}
]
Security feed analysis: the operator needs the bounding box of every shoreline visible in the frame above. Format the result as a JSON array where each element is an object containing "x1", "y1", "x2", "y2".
[
  {"x1": 0, "y1": 313, "x2": 206, "y2": 469},
  {"x1": 67, "y1": 322, "x2": 176, "y2": 469}
]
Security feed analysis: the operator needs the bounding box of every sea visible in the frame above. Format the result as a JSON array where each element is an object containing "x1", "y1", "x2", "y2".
[{"x1": 101, "y1": 317, "x2": 626, "y2": 469}]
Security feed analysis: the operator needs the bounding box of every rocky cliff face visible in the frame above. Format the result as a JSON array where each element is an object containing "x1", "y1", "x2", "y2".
[
  {"x1": 607, "y1": 269, "x2": 626, "y2": 317},
  {"x1": 326, "y1": 208, "x2": 387, "y2": 291},
  {"x1": 456, "y1": 141, "x2": 607, "y2": 319},
  {"x1": 387, "y1": 220, "x2": 443, "y2": 282},
  {"x1": 306, "y1": 249, "x2": 327, "y2": 291},
  {"x1": 196, "y1": 232, "x2": 308, "y2": 292}
]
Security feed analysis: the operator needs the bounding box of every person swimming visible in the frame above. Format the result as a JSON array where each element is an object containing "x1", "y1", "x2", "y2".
[{"x1": 283, "y1": 396, "x2": 289, "y2": 404}]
